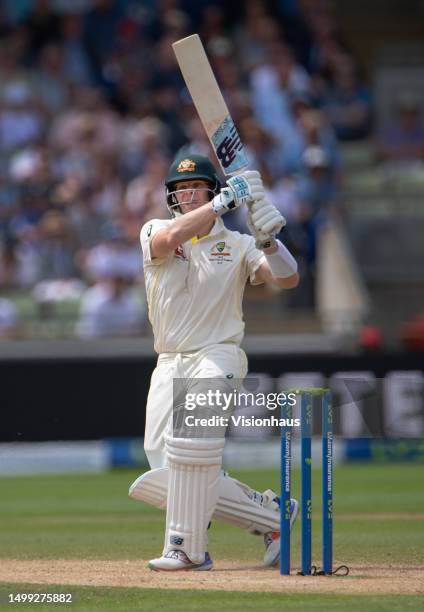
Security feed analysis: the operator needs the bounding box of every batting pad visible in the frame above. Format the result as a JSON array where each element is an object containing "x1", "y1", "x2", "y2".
[
  {"x1": 163, "y1": 436, "x2": 225, "y2": 564},
  {"x1": 129, "y1": 467, "x2": 280, "y2": 536}
]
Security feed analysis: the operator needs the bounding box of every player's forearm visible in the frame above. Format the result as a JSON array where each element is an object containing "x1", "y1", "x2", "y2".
[
  {"x1": 273, "y1": 272, "x2": 300, "y2": 289},
  {"x1": 167, "y1": 202, "x2": 217, "y2": 245},
  {"x1": 151, "y1": 203, "x2": 217, "y2": 258}
]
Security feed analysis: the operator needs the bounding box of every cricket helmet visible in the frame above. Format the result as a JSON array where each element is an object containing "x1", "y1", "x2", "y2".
[{"x1": 165, "y1": 153, "x2": 220, "y2": 214}]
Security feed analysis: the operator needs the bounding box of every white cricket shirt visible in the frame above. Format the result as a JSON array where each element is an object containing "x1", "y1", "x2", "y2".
[{"x1": 140, "y1": 217, "x2": 265, "y2": 353}]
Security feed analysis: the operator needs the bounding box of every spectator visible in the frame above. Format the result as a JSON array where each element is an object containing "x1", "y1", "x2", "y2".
[
  {"x1": 0, "y1": 237, "x2": 18, "y2": 289},
  {"x1": 177, "y1": 117, "x2": 212, "y2": 160},
  {"x1": 276, "y1": 0, "x2": 314, "y2": 69},
  {"x1": 294, "y1": 145, "x2": 337, "y2": 267},
  {"x1": 34, "y1": 44, "x2": 69, "y2": 114},
  {"x1": 76, "y1": 279, "x2": 145, "y2": 339},
  {"x1": 76, "y1": 264, "x2": 145, "y2": 339},
  {"x1": 281, "y1": 95, "x2": 340, "y2": 175},
  {"x1": 56, "y1": 176, "x2": 106, "y2": 249},
  {"x1": 37, "y1": 210, "x2": 78, "y2": 281},
  {"x1": 267, "y1": 174, "x2": 301, "y2": 225},
  {"x1": 199, "y1": 4, "x2": 226, "y2": 46},
  {"x1": 297, "y1": 145, "x2": 337, "y2": 216},
  {"x1": 84, "y1": 0, "x2": 123, "y2": 83},
  {"x1": 49, "y1": 86, "x2": 120, "y2": 157},
  {"x1": 120, "y1": 116, "x2": 170, "y2": 181},
  {"x1": 82, "y1": 221, "x2": 140, "y2": 283},
  {"x1": 89, "y1": 154, "x2": 123, "y2": 218},
  {"x1": 0, "y1": 297, "x2": 20, "y2": 338},
  {"x1": 303, "y1": 3, "x2": 351, "y2": 77},
  {"x1": 12, "y1": 223, "x2": 43, "y2": 288},
  {"x1": 250, "y1": 44, "x2": 310, "y2": 145},
  {"x1": 24, "y1": 0, "x2": 60, "y2": 59},
  {"x1": 239, "y1": 116, "x2": 283, "y2": 179},
  {"x1": 235, "y1": 2, "x2": 281, "y2": 71},
  {"x1": 60, "y1": 13, "x2": 94, "y2": 85},
  {"x1": 0, "y1": 82, "x2": 44, "y2": 153},
  {"x1": 124, "y1": 155, "x2": 170, "y2": 228},
  {"x1": 321, "y1": 63, "x2": 372, "y2": 141},
  {"x1": 376, "y1": 92, "x2": 424, "y2": 167},
  {"x1": 8, "y1": 145, "x2": 54, "y2": 229}
]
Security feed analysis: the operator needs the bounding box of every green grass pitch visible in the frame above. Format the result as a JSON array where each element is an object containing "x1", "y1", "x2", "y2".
[{"x1": 0, "y1": 464, "x2": 423, "y2": 610}]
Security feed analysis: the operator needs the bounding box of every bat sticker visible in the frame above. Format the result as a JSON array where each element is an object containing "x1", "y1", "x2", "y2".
[{"x1": 212, "y1": 116, "x2": 248, "y2": 174}]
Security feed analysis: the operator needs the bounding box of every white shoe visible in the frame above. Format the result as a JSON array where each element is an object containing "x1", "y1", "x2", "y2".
[
  {"x1": 263, "y1": 498, "x2": 299, "y2": 567},
  {"x1": 148, "y1": 550, "x2": 213, "y2": 571}
]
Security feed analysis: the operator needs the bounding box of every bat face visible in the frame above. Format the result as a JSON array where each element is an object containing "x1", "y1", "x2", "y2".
[{"x1": 172, "y1": 34, "x2": 248, "y2": 176}]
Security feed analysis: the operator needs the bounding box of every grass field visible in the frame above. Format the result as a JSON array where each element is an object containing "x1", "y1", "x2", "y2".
[{"x1": 0, "y1": 464, "x2": 423, "y2": 610}]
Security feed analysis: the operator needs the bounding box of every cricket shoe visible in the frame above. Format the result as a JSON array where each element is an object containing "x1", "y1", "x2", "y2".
[
  {"x1": 263, "y1": 497, "x2": 299, "y2": 567},
  {"x1": 148, "y1": 550, "x2": 213, "y2": 571}
]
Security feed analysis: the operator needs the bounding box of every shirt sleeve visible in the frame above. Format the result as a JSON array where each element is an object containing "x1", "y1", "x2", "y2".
[
  {"x1": 140, "y1": 219, "x2": 172, "y2": 266},
  {"x1": 244, "y1": 234, "x2": 266, "y2": 285}
]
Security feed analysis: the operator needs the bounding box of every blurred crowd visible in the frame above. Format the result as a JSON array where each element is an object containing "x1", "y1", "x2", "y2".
[{"x1": 1, "y1": 0, "x2": 417, "y2": 338}]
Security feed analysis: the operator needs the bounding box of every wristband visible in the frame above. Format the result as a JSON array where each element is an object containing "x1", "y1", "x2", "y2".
[{"x1": 265, "y1": 240, "x2": 298, "y2": 279}]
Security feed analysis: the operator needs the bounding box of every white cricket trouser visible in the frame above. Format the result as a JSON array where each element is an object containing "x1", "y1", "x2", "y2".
[{"x1": 144, "y1": 343, "x2": 248, "y2": 468}]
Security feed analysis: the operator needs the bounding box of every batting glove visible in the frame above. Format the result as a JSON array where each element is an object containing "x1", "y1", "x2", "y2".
[
  {"x1": 242, "y1": 170, "x2": 265, "y2": 202},
  {"x1": 212, "y1": 174, "x2": 252, "y2": 215},
  {"x1": 247, "y1": 198, "x2": 286, "y2": 249}
]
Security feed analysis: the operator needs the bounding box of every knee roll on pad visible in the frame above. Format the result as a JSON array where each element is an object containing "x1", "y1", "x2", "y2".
[{"x1": 165, "y1": 436, "x2": 226, "y2": 465}]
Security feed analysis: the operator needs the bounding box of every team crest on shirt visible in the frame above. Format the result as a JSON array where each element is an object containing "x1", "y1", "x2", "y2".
[{"x1": 209, "y1": 241, "x2": 233, "y2": 263}]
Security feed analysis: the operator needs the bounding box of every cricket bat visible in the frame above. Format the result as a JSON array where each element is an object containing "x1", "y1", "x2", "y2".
[{"x1": 172, "y1": 34, "x2": 249, "y2": 177}]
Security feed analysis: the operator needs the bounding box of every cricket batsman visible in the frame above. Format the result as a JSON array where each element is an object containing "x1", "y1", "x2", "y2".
[{"x1": 129, "y1": 154, "x2": 299, "y2": 570}]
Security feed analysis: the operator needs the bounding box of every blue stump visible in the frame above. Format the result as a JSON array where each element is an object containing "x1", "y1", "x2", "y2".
[
  {"x1": 322, "y1": 390, "x2": 333, "y2": 575},
  {"x1": 280, "y1": 403, "x2": 292, "y2": 575},
  {"x1": 301, "y1": 393, "x2": 312, "y2": 575}
]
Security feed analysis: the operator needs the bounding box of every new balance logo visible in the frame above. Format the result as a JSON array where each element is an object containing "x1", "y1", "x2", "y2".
[{"x1": 216, "y1": 126, "x2": 243, "y2": 168}]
